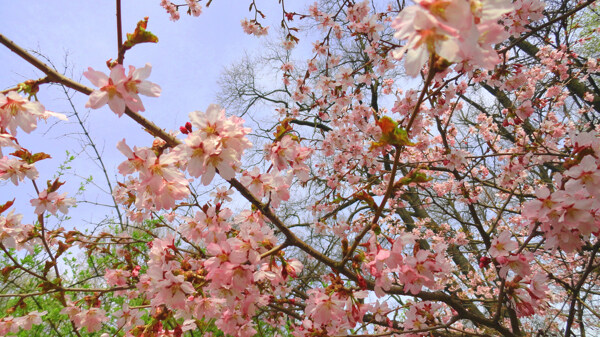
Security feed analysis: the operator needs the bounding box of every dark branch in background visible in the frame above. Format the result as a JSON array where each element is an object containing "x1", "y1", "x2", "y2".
[
  {"x1": 289, "y1": 118, "x2": 332, "y2": 131},
  {"x1": 502, "y1": 0, "x2": 597, "y2": 52},
  {"x1": 513, "y1": 38, "x2": 600, "y2": 114}
]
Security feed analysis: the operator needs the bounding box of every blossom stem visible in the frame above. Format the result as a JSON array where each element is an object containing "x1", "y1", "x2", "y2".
[
  {"x1": 405, "y1": 56, "x2": 436, "y2": 132},
  {"x1": 116, "y1": 0, "x2": 124, "y2": 64},
  {"x1": 0, "y1": 34, "x2": 93, "y2": 95}
]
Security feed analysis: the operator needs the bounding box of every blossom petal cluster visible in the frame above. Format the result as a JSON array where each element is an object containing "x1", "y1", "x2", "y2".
[
  {"x1": 179, "y1": 104, "x2": 252, "y2": 185},
  {"x1": 114, "y1": 139, "x2": 189, "y2": 212},
  {"x1": 30, "y1": 190, "x2": 76, "y2": 215},
  {"x1": 0, "y1": 311, "x2": 46, "y2": 335},
  {"x1": 0, "y1": 91, "x2": 66, "y2": 136},
  {"x1": 392, "y1": 0, "x2": 513, "y2": 76},
  {"x1": 84, "y1": 63, "x2": 161, "y2": 116}
]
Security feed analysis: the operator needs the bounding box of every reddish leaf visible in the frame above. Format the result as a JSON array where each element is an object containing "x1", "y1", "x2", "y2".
[{"x1": 0, "y1": 199, "x2": 15, "y2": 214}]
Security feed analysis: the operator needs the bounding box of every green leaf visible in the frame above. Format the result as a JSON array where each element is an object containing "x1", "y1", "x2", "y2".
[
  {"x1": 123, "y1": 17, "x2": 159, "y2": 50},
  {"x1": 372, "y1": 116, "x2": 415, "y2": 148}
]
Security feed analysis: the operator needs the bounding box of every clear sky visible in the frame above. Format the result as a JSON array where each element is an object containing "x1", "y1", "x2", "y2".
[{"x1": 0, "y1": 0, "x2": 284, "y2": 227}]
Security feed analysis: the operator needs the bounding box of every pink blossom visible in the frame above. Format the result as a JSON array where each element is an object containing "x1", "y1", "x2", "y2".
[
  {"x1": 84, "y1": 64, "x2": 161, "y2": 116},
  {"x1": 241, "y1": 19, "x2": 269, "y2": 36},
  {"x1": 18, "y1": 310, "x2": 47, "y2": 331},
  {"x1": 0, "y1": 91, "x2": 46, "y2": 135},
  {"x1": 404, "y1": 301, "x2": 440, "y2": 332},
  {"x1": 305, "y1": 289, "x2": 347, "y2": 327},
  {"x1": 489, "y1": 231, "x2": 518, "y2": 258},
  {"x1": 182, "y1": 105, "x2": 251, "y2": 184},
  {"x1": 392, "y1": 5, "x2": 461, "y2": 76},
  {"x1": 497, "y1": 253, "x2": 532, "y2": 278},
  {"x1": 392, "y1": 0, "x2": 513, "y2": 76},
  {"x1": 0, "y1": 211, "x2": 30, "y2": 250},
  {"x1": 153, "y1": 271, "x2": 195, "y2": 310},
  {"x1": 114, "y1": 304, "x2": 144, "y2": 330},
  {"x1": 84, "y1": 65, "x2": 128, "y2": 115},
  {"x1": 30, "y1": 190, "x2": 76, "y2": 215},
  {"x1": 0, "y1": 133, "x2": 19, "y2": 157},
  {"x1": 121, "y1": 64, "x2": 162, "y2": 111},
  {"x1": 240, "y1": 167, "x2": 272, "y2": 199},
  {"x1": 160, "y1": 0, "x2": 180, "y2": 21},
  {"x1": 105, "y1": 268, "x2": 131, "y2": 287},
  {"x1": 211, "y1": 186, "x2": 233, "y2": 203},
  {"x1": 75, "y1": 308, "x2": 108, "y2": 332},
  {"x1": 0, "y1": 157, "x2": 39, "y2": 185},
  {"x1": 0, "y1": 316, "x2": 20, "y2": 335},
  {"x1": 185, "y1": 0, "x2": 202, "y2": 16}
]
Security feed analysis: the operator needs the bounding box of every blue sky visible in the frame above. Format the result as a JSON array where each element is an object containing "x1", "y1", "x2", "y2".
[{"x1": 0, "y1": 0, "x2": 285, "y2": 227}]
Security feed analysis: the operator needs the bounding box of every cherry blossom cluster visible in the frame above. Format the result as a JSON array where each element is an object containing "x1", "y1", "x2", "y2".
[
  {"x1": 159, "y1": 0, "x2": 202, "y2": 21},
  {"x1": 391, "y1": 0, "x2": 514, "y2": 76},
  {"x1": 403, "y1": 301, "x2": 442, "y2": 335},
  {"x1": 159, "y1": 0, "x2": 180, "y2": 21},
  {"x1": 0, "y1": 210, "x2": 34, "y2": 251},
  {"x1": 113, "y1": 138, "x2": 189, "y2": 213},
  {"x1": 0, "y1": 311, "x2": 46, "y2": 335},
  {"x1": 362, "y1": 233, "x2": 451, "y2": 296},
  {"x1": 31, "y1": 190, "x2": 76, "y2": 215},
  {"x1": 0, "y1": 156, "x2": 38, "y2": 185},
  {"x1": 84, "y1": 63, "x2": 161, "y2": 117},
  {"x1": 266, "y1": 134, "x2": 313, "y2": 182},
  {"x1": 345, "y1": 1, "x2": 383, "y2": 37},
  {"x1": 523, "y1": 132, "x2": 600, "y2": 252},
  {"x1": 177, "y1": 104, "x2": 252, "y2": 185},
  {"x1": 240, "y1": 19, "x2": 269, "y2": 36},
  {"x1": 505, "y1": 273, "x2": 549, "y2": 317}
]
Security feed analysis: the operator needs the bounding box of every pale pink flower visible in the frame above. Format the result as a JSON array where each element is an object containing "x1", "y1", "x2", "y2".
[
  {"x1": 30, "y1": 190, "x2": 76, "y2": 215},
  {"x1": 392, "y1": 0, "x2": 513, "y2": 76},
  {"x1": 0, "y1": 316, "x2": 20, "y2": 335},
  {"x1": 114, "y1": 304, "x2": 144, "y2": 329},
  {"x1": 404, "y1": 301, "x2": 440, "y2": 331},
  {"x1": 240, "y1": 167, "x2": 272, "y2": 199},
  {"x1": 185, "y1": 0, "x2": 202, "y2": 16},
  {"x1": 60, "y1": 304, "x2": 81, "y2": 324},
  {"x1": 305, "y1": 289, "x2": 347, "y2": 327},
  {"x1": 120, "y1": 64, "x2": 162, "y2": 112},
  {"x1": 0, "y1": 211, "x2": 27, "y2": 250},
  {"x1": 18, "y1": 311, "x2": 47, "y2": 331},
  {"x1": 116, "y1": 139, "x2": 148, "y2": 174},
  {"x1": 0, "y1": 133, "x2": 19, "y2": 157},
  {"x1": 528, "y1": 273, "x2": 549, "y2": 299},
  {"x1": 160, "y1": 0, "x2": 180, "y2": 21},
  {"x1": 211, "y1": 186, "x2": 233, "y2": 203},
  {"x1": 392, "y1": 6, "x2": 460, "y2": 76},
  {"x1": 75, "y1": 308, "x2": 108, "y2": 332},
  {"x1": 84, "y1": 64, "x2": 161, "y2": 116},
  {"x1": 105, "y1": 268, "x2": 131, "y2": 287},
  {"x1": 153, "y1": 271, "x2": 195, "y2": 310},
  {"x1": 497, "y1": 253, "x2": 532, "y2": 278},
  {"x1": 0, "y1": 157, "x2": 39, "y2": 185},
  {"x1": 182, "y1": 105, "x2": 251, "y2": 184},
  {"x1": 84, "y1": 65, "x2": 128, "y2": 115},
  {"x1": 445, "y1": 149, "x2": 469, "y2": 171},
  {"x1": 0, "y1": 91, "x2": 46, "y2": 135},
  {"x1": 489, "y1": 231, "x2": 518, "y2": 258},
  {"x1": 241, "y1": 19, "x2": 269, "y2": 36}
]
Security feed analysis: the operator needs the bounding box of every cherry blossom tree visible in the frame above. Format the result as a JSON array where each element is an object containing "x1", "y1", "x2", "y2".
[{"x1": 1, "y1": 0, "x2": 600, "y2": 336}]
